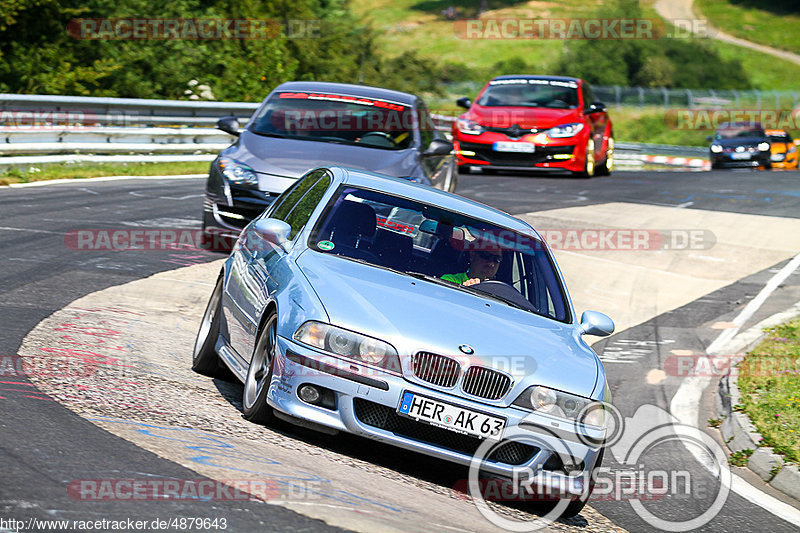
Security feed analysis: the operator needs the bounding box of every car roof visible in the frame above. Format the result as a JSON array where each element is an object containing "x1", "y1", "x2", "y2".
[
  {"x1": 328, "y1": 167, "x2": 538, "y2": 236},
  {"x1": 491, "y1": 75, "x2": 582, "y2": 83},
  {"x1": 272, "y1": 81, "x2": 417, "y2": 106}
]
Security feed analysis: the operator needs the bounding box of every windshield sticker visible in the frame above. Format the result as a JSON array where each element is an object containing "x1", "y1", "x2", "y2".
[
  {"x1": 489, "y1": 79, "x2": 578, "y2": 89},
  {"x1": 317, "y1": 240, "x2": 335, "y2": 251},
  {"x1": 277, "y1": 92, "x2": 407, "y2": 111}
]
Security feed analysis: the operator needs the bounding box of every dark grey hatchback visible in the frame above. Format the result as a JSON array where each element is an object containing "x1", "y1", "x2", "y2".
[{"x1": 203, "y1": 81, "x2": 456, "y2": 242}]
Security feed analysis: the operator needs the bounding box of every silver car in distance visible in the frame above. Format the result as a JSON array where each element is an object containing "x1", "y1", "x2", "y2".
[{"x1": 193, "y1": 166, "x2": 614, "y2": 517}]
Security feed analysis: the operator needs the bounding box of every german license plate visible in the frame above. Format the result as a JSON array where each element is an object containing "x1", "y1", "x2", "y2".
[
  {"x1": 770, "y1": 153, "x2": 784, "y2": 162},
  {"x1": 493, "y1": 141, "x2": 535, "y2": 153},
  {"x1": 730, "y1": 152, "x2": 751, "y2": 160},
  {"x1": 397, "y1": 391, "x2": 505, "y2": 440}
]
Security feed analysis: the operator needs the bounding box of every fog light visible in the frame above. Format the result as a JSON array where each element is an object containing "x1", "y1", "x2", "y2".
[{"x1": 298, "y1": 384, "x2": 321, "y2": 404}]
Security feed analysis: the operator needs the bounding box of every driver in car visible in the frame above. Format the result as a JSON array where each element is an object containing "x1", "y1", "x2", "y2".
[{"x1": 441, "y1": 249, "x2": 502, "y2": 286}]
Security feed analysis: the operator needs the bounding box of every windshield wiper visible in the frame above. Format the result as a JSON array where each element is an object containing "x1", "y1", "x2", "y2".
[
  {"x1": 470, "y1": 289, "x2": 532, "y2": 312},
  {"x1": 252, "y1": 131, "x2": 287, "y2": 138}
]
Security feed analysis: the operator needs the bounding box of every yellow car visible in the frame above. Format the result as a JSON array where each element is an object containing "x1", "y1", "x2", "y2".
[{"x1": 765, "y1": 129, "x2": 798, "y2": 169}]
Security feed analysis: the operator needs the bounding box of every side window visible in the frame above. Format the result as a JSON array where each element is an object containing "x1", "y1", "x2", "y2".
[
  {"x1": 582, "y1": 83, "x2": 594, "y2": 109},
  {"x1": 271, "y1": 170, "x2": 325, "y2": 222},
  {"x1": 417, "y1": 101, "x2": 435, "y2": 147},
  {"x1": 283, "y1": 173, "x2": 331, "y2": 239}
]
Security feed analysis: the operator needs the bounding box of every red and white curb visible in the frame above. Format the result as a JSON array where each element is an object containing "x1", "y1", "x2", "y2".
[{"x1": 641, "y1": 154, "x2": 710, "y2": 170}]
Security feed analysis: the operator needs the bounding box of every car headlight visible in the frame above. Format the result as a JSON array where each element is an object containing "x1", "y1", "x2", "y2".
[
  {"x1": 710, "y1": 144, "x2": 723, "y2": 153},
  {"x1": 218, "y1": 156, "x2": 258, "y2": 186},
  {"x1": 513, "y1": 385, "x2": 605, "y2": 427},
  {"x1": 758, "y1": 142, "x2": 770, "y2": 151},
  {"x1": 456, "y1": 118, "x2": 484, "y2": 135},
  {"x1": 293, "y1": 321, "x2": 400, "y2": 372},
  {"x1": 545, "y1": 123, "x2": 584, "y2": 138}
]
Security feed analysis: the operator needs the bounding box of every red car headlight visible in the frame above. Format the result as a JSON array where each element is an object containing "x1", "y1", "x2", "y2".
[
  {"x1": 545, "y1": 123, "x2": 584, "y2": 138},
  {"x1": 456, "y1": 118, "x2": 484, "y2": 136}
]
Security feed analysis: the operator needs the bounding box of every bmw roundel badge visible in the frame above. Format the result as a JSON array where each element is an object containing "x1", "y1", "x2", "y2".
[{"x1": 459, "y1": 344, "x2": 474, "y2": 355}]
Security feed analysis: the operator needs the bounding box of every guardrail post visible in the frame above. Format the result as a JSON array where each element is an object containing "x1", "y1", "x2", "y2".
[
  {"x1": 614, "y1": 85, "x2": 621, "y2": 110},
  {"x1": 662, "y1": 88, "x2": 669, "y2": 108},
  {"x1": 756, "y1": 90, "x2": 761, "y2": 111},
  {"x1": 774, "y1": 90, "x2": 780, "y2": 110},
  {"x1": 686, "y1": 89, "x2": 693, "y2": 109},
  {"x1": 637, "y1": 87, "x2": 644, "y2": 108}
]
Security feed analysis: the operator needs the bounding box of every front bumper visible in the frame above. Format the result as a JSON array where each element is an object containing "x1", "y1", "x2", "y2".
[
  {"x1": 453, "y1": 133, "x2": 587, "y2": 173},
  {"x1": 711, "y1": 151, "x2": 770, "y2": 168},
  {"x1": 267, "y1": 336, "x2": 603, "y2": 497}
]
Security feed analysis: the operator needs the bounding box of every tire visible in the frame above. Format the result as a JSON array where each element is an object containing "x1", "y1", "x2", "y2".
[
  {"x1": 572, "y1": 139, "x2": 595, "y2": 178},
  {"x1": 192, "y1": 276, "x2": 226, "y2": 377},
  {"x1": 595, "y1": 137, "x2": 613, "y2": 176},
  {"x1": 242, "y1": 312, "x2": 278, "y2": 424}
]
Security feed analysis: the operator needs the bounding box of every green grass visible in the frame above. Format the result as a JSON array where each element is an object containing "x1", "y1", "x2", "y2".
[
  {"x1": 729, "y1": 448, "x2": 754, "y2": 467},
  {"x1": 353, "y1": 0, "x2": 599, "y2": 71},
  {"x1": 354, "y1": 0, "x2": 800, "y2": 91},
  {"x1": 0, "y1": 161, "x2": 211, "y2": 186},
  {"x1": 696, "y1": 0, "x2": 800, "y2": 56},
  {"x1": 737, "y1": 319, "x2": 800, "y2": 464}
]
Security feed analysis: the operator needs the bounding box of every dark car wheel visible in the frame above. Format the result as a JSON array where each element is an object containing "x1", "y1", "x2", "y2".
[
  {"x1": 458, "y1": 164, "x2": 472, "y2": 174},
  {"x1": 242, "y1": 312, "x2": 278, "y2": 424},
  {"x1": 572, "y1": 139, "x2": 595, "y2": 178},
  {"x1": 595, "y1": 137, "x2": 613, "y2": 176},
  {"x1": 192, "y1": 276, "x2": 228, "y2": 377}
]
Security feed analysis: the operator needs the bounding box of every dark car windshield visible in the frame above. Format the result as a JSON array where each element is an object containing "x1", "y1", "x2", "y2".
[
  {"x1": 714, "y1": 127, "x2": 766, "y2": 139},
  {"x1": 249, "y1": 91, "x2": 415, "y2": 150},
  {"x1": 768, "y1": 133, "x2": 792, "y2": 143},
  {"x1": 477, "y1": 79, "x2": 579, "y2": 109},
  {"x1": 308, "y1": 185, "x2": 570, "y2": 322}
]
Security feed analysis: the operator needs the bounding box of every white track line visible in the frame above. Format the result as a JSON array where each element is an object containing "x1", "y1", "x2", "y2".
[
  {"x1": 4, "y1": 174, "x2": 205, "y2": 188},
  {"x1": 671, "y1": 252, "x2": 800, "y2": 522}
]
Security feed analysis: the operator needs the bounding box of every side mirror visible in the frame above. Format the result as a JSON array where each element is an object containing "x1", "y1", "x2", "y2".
[
  {"x1": 253, "y1": 218, "x2": 291, "y2": 252},
  {"x1": 587, "y1": 102, "x2": 607, "y2": 114},
  {"x1": 217, "y1": 116, "x2": 240, "y2": 136},
  {"x1": 580, "y1": 310, "x2": 615, "y2": 337},
  {"x1": 422, "y1": 139, "x2": 454, "y2": 157},
  {"x1": 456, "y1": 97, "x2": 472, "y2": 109}
]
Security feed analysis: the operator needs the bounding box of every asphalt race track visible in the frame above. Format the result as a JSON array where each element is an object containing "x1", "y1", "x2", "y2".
[{"x1": 1, "y1": 169, "x2": 799, "y2": 532}]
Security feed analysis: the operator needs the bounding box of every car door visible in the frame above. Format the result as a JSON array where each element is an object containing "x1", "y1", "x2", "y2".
[
  {"x1": 223, "y1": 170, "x2": 327, "y2": 362},
  {"x1": 581, "y1": 82, "x2": 608, "y2": 159}
]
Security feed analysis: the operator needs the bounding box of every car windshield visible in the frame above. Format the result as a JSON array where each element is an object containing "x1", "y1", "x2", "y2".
[
  {"x1": 768, "y1": 133, "x2": 791, "y2": 143},
  {"x1": 309, "y1": 185, "x2": 570, "y2": 322},
  {"x1": 477, "y1": 79, "x2": 579, "y2": 109},
  {"x1": 715, "y1": 127, "x2": 765, "y2": 139},
  {"x1": 249, "y1": 91, "x2": 415, "y2": 150}
]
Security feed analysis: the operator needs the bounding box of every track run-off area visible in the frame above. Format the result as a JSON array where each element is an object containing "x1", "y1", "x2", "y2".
[{"x1": 2, "y1": 169, "x2": 800, "y2": 532}]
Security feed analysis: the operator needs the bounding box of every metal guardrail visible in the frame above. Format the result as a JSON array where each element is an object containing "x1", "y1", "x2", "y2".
[{"x1": 0, "y1": 93, "x2": 708, "y2": 170}]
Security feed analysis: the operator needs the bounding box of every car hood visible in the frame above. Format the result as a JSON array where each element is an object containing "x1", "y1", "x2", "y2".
[
  {"x1": 232, "y1": 131, "x2": 419, "y2": 181},
  {"x1": 296, "y1": 251, "x2": 599, "y2": 398},
  {"x1": 465, "y1": 106, "x2": 582, "y2": 129}
]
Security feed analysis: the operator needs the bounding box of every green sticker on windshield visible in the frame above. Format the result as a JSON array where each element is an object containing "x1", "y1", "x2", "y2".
[{"x1": 318, "y1": 240, "x2": 335, "y2": 251}]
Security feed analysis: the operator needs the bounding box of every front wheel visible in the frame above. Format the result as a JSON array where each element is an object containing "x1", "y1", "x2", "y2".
[
  {"x1": 192, "y1": 276, "x2": 225, "y2": 377},
  {"x1": 595, "y1": 137, "x2": 613, "y2": 176},
  {"x1": 242, "y1": 313, "x2": 278, "y2": 424},
  {"x1": 572, "y1": 139, "x2": 595, "y2": 178}
]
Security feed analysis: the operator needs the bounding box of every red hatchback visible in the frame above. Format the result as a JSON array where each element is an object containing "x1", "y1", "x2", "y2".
[{"x1": 452, "y1": 75, "x2": 614, "y2": 177}]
